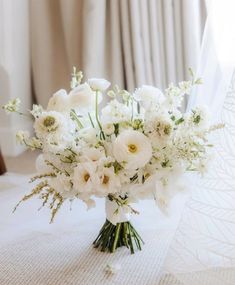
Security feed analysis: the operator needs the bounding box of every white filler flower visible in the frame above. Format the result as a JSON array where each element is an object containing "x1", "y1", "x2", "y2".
[
  {"x1": 134, "y1": 85, "x2": 165, "y2": 109},
  {"x1": 113, "y1": 130, "x2": 152, "y2": 170}
]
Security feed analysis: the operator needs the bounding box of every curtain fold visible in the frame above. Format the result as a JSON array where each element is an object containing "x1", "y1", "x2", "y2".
[{"x1": 30, "y1": 0, "x2": 206, "y2": 107}]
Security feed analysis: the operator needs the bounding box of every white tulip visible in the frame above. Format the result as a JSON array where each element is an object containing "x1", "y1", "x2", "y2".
[
  {"x1": 88, "y1": 78, "x2": 110, "y2": 91},
  {"x1": 47, "y1": 89, "x2": 70, "y2": 113},
  {"x1": 68, "y1": 83, "x2": 95, "y2": 111}
]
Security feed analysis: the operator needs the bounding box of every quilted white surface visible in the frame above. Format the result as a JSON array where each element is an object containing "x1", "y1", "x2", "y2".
[{"x1": 0, "y1": 173, "x2": 185, "y2": 285}]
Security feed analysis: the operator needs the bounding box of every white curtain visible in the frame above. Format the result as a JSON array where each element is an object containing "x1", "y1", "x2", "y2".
[
  {"x1": 160, "y1": 1, "x2": 235, "y2": 284},
  {"x1": 30, "y1": 0, "x2": 206, "y2": 107}
]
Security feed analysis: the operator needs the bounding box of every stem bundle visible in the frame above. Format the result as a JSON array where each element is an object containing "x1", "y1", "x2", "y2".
[{"x1": 93, "y1": 219, "x2": 144, "y2": 254}]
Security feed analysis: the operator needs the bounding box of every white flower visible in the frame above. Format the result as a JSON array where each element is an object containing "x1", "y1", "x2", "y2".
[
  {"x1": 96, "y1": 166, "x2": 121, "y2": 196},
  {"x1": 34, "y1": 111, "x2": 69, "y2": 139},
  {"x1": 134, "y1": 85, "x2": 165, "y2": 109},
  {"x1": 16, "y1": 130, "x2": 30, "y2": 143},
  {"x1": 42, "y1": 133, "x2": 74, "y2": 153},
  {"x1": 78, "y1": 127, "x2": 98, "y2": 144},
  {"x1": 47, "y1": 89, "x2": 70, "y2": 113},
  {"x1": 68, "y1": 83, "x2": 98, "y2": 112},
  {"x1": 102, "y1": 123, "x2": 115, "y2": 135},
  {"x1": 144, "y1": 113, "x2": 173, "y2": 141},
  {"x1": 30, "y1": 104, "x2": 43, "y2": 118},
  {"x1": 73, "y1": 162, "x2": 99, "y2": 195},
  {"x1": 189, "y1": 106, "x2": 210, "y2": 129},
  {"x1": 49, "y1": 174, "x2": 75, "y2": 199},
  {"x1": 179, "y1": 81, "x2": 192, "y2": 95},
  {"x1": 16, "y1": 131, "x2": 42, "y2": 150},
  {"x1": 80, "y1": 147, "x2": 105, "y2": 162},
  {"x1": 113, "y1": 130, "x2": 152, "y2": 170},
  {"x1": 2, "y1": 98, "x2": 21, "y2": 113},
  {"x1": 105, "y1": 263, "x2": 121, "y2": 274},
  {"x1": 164, "y1": 83, "x2": 183, "y2": 109},
  {"x1": 101, "y1": 99, "x2": 131, "y2": 124},
  {"x1": 88, "y1": 78, "x2": 110, "y2": 91}
]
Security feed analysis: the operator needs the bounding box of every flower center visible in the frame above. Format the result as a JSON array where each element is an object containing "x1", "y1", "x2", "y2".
[
  {"x1": 128, "y1": 144, "x2": 138, "y2": 153},
  {"x1": 43, "y1": 116, "x2": 56, "y2": 127},
  {"x1": 83, "y1": 173, "x2": 90, "y2": 182},
  {"x1": 102, "y1": 175, "x2": 109, "y2": 185}
]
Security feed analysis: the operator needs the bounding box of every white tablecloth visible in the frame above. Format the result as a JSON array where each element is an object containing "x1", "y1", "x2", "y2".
[{"x1": 0, "y1": 173, "x2": 187, "y2": 285}]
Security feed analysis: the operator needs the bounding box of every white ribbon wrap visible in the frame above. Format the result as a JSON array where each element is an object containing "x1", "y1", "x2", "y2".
[{"x1": 105, "y1": 198, "x2": 131, "y2": 225}]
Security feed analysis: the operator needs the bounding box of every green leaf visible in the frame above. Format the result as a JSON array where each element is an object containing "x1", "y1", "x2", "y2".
[
  {"x1": 194, "y1": 78, "x2": 203, "y2": 84},
  {"x1": 175, "y1": 117, "x2": 184, "y2": 125},
  {"x1": 188, "y1": 67, "x2": 195, "y2": 78}
]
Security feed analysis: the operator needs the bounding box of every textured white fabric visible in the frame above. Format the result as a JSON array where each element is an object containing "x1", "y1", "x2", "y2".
[
  {"x1": 0, "y1": 173, "x2": 187, "y2": 285},
  {"x1": 161, "y1": 1, "x2": 235, "y2": 284},
  {"x1": 105, "y1": 198, "x2": 131, "y2": 225}
]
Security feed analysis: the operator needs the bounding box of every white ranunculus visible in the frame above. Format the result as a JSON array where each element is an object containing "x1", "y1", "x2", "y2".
[
  {"x1": 134, "y1": 85, "x2": 165, "y2": 109},
  {"x1": 68, "y1": 83, "x2": 97, "y2": 112},
  {"x1": 112, "y1": 130, "x2": 152, "y2": 170},
  {"x1": 73, "y1": 162, "x2": 99, "y2": 194},
  {"x1": 47, "y1": 89, "x2": 70, "y2": 113},
  {"x1": 34, "y1": 111, "x2": 69, "y2": 139},
  {"x1": 88, "y1": 78, "x2": 110, "y2": 91}
]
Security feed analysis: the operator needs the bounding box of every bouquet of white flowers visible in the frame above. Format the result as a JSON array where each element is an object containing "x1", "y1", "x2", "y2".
[{"x1": 3, "y1": 68, "x2": 223, "y2": 254}]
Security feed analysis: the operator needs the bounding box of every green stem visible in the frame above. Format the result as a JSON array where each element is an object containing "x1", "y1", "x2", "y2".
[
  {"x1": 71, "y1": 110, "x2": 83, "y2": 129},
  {"x1": 95, "y1": 91, "x2": 105, "y2": 140},
  {"x1": 93, "y1": 219, "x2": 144, "y2": 254},
  {"x1": 88, "y1": 112, "x2": 95, "y2": 128},
  {"x1": 112, "y1": 223, "x2": 121, "y2": 253}
]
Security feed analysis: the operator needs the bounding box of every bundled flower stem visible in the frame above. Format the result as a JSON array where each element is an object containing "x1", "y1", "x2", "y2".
[{"x1": 93, "y1": 219, "x2": 144, "y2": 254}]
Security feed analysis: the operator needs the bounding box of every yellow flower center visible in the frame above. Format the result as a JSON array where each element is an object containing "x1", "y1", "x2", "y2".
[
  {"x1": 83, "y1": 173, "x2": 90, "y2": 182},
  {"x1": 102, "y1": 175, "x2": 109, "y2": 185},
  {"x1": 43, "y1": 116, "x2": 56, "y2": 127},
  {"x1": 128, "y1": 144, "x2": 138, "y2": 153}
]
